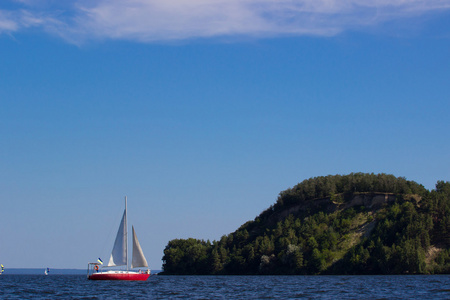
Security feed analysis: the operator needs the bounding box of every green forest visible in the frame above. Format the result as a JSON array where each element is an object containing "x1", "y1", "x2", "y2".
[{"x1": 161, "y1": 173, "x2": 450, "y2": 275}]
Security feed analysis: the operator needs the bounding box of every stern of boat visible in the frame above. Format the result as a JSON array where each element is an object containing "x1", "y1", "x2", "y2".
[{"x1": 87, "y1": 262, "x2": 102, "y2": 279}]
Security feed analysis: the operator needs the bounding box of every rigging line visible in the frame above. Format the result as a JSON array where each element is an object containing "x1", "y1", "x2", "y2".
[{"x1": 97, "y1": 200, "x2": 124, "y2": 265}]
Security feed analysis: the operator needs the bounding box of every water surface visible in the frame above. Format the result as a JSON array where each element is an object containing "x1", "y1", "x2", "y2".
[{"x1": 1, "y1": 274, "x2": 449, "y2": 299}]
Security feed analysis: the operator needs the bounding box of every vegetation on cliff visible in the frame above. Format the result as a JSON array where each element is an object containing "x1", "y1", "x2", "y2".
[{"x1": 161, "y1": 173, "x2": 450, "y2": 275}]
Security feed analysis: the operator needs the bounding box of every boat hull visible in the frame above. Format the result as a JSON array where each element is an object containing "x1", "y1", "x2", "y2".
[{"x1": 88, "y1": 272, "x2": 150, "y2": 281}]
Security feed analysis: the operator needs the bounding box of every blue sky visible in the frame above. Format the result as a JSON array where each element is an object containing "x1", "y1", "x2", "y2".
[{"x1": 1, "y1": 0, "x2": 449, "y2": 270}]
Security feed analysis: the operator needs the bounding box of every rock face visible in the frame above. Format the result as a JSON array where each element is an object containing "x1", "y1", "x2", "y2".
[
  {"x1": 344, "y1": 193, "x2": 397, "y2": 209},
  {"x1": 267, "y1": 193, "x2": 402, "y2": 226}
]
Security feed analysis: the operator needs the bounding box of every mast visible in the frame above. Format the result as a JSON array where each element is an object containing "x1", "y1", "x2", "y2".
[{"x1": 125, "y1": 196, "x2": 128, "y2": 271}]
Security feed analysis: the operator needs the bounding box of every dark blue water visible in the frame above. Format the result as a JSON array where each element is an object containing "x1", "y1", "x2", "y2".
[{"x1": 0, "y1": 275, "x2": 449, "y2": 299}]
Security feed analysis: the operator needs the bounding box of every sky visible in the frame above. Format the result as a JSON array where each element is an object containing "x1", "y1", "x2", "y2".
[{"x1": 1, "y1": 0, "x2": 449, "y2": 271}]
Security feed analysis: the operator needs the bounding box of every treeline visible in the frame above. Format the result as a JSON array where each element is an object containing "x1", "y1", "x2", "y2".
[
  {"x1": 161, "y1": 173, "x2": 450, "y2": 275},
  {"x1": 274, "y1": 172, "x2": 427, "y2": 209}
]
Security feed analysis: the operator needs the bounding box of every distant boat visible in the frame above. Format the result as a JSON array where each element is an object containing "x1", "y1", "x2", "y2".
[
  {"x1": 1, "y1": 264, "x2": 4, "y2": 274},
  {"x1": 45, "y1": 268, "x2": 49, "y2": 275},
  {"x1": 87, "y1": 196, "x2": 150, "y2": 281}
]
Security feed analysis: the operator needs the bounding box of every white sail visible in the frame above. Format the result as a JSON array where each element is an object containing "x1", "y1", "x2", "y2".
[
  {"x1": 107, "y1": 209, "x2": 127, "y2": 267},
  {"x1": 131, "y1": 226, "x2": 148, "y2": 268}
]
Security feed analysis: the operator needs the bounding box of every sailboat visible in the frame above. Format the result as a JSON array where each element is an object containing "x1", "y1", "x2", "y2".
[
  {"x1": 45, "y1": 268, "x2": 49, "y2": 275},
  {"x1": 1, "y1": 264, "x2": 4, "y2": 275},
  {"x1": 87, "y1": 196, "x2": 151, "y2": 281}
]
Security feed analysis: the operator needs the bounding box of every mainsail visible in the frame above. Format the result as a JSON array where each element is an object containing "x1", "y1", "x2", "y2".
[
  {"x1": 107, "y1": 209, "x2": 127, "y2": 267},
  {"x1": 131, "y1": 226, "x2": 148, "y2": 268}
]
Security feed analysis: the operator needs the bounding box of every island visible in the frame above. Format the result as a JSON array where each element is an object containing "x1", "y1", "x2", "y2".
[{"x1": 161, "y1": 173, "x2": 450, "y2": 275}]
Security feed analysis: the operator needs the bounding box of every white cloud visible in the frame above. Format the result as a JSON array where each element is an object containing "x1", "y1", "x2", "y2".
[
  {"x1": 1, "y1": 0, "x2": 450, "y2": 43},
  {"x1": 0, "y1": 10, "x2": 19, "y2": 33}
]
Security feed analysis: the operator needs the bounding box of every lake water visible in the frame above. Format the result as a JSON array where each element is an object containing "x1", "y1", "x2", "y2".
[{"x1": 0, "y1": 274, "x2": 449, "y2": 299}]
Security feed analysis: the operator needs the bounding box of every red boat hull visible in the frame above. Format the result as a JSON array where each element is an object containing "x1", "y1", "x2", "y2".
[{"x1": 88, "y1": 272, "x2": 150, "y2": 281}]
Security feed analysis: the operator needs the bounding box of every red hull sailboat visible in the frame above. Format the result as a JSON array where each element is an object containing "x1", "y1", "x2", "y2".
[
  {"x1": 88, "y1": 271, "x2": 150, "y2": 281},
  {"x1": 88, "y1": 197, "x2": 150, "y2": 281}
]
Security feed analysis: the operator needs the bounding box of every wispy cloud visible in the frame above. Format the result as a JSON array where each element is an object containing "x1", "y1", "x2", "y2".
[
  {"x1": 1, "y1": 0, "x2": 450, "y2": 43},
  {"x1": 0, "y1": 10, "x2": 19, "y2": 33}
]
